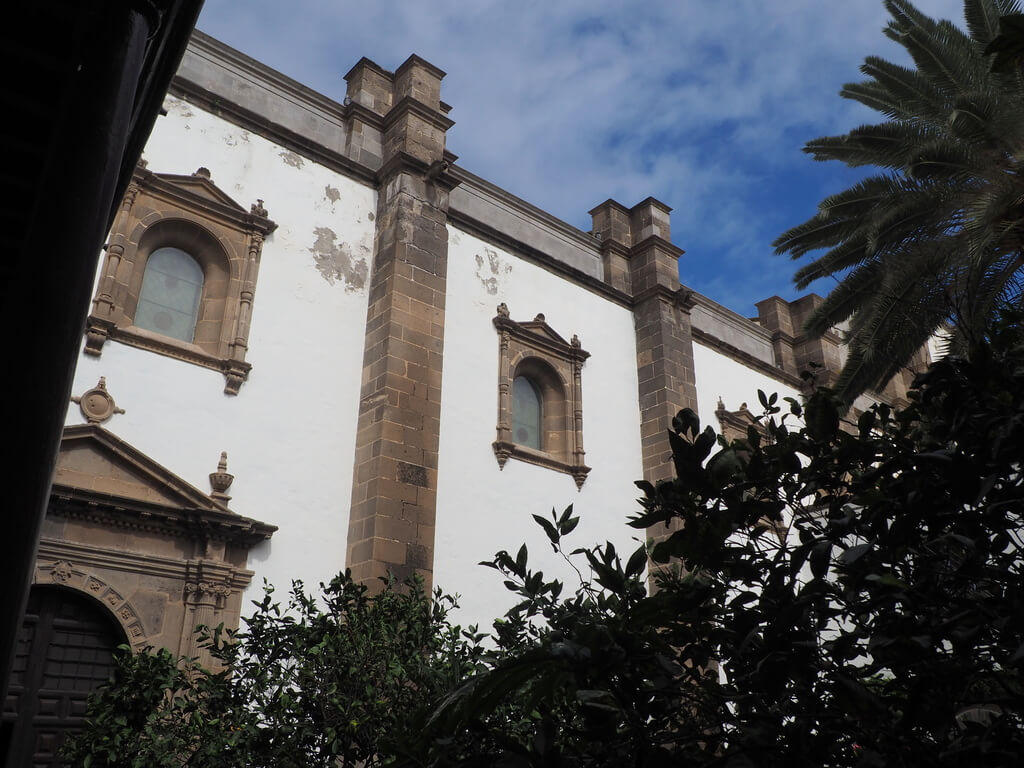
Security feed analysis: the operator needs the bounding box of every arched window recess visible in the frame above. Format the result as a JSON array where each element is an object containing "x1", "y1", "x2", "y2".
[
  {"x1": 83, "y1": 164, "x2": 276, "y2": 394},
  {"x1": 492, "y1": 304, "x2": 590, "y2": 489}
]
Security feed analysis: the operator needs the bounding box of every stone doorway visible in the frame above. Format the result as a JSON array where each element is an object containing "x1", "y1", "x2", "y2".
[{"x1": 1, "y1": 586, "x2": 126, "y2": 767}]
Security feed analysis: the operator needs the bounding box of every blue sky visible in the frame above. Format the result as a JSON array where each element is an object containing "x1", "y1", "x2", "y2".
[{"x1": 196, "y1": 0, "x2": 964, "y2": 316}]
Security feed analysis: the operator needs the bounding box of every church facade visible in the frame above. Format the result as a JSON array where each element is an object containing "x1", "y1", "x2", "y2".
[{"x1": 4, "y1": 30, "x2": 926, "y2": 765}]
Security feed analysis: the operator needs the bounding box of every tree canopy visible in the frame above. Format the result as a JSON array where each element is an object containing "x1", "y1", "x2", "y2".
[
  {"x1": 408, "y1": 319, "x2": 1024, "y2": 766},
  {"x1": 66, "y1": 319, "x2": 1024, "y2": 766},
  {"x1": 774, "y1": 0, "x2": 1024, "y2": 404}
]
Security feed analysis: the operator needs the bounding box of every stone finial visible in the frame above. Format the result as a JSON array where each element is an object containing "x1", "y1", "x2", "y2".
[
  {"x1": 193, "y1": 167, "x2": 212, "y2": 180},
  {"x1": 71, "y1": 376, "x2": 125, "y2": 424},
  {"x1": 534, "y1": 313, "x2": 545, "y2": 322},
  {"x1": 209, "y1": 451, "x2": 234, "y2": 504},
  {"x1": 716, "y1": 396, "x2": 725, "y2": 411},
  {"x1": 496, "y1": 302, "x2": 510, "y2": 318},
  {"x1": 250, "y1": 199, "x2": 268, "y2": 217},
  {"x1": 571, "y1": 334, "x2": 581, "y2": 349}
]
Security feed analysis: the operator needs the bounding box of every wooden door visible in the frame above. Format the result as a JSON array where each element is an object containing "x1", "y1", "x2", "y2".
[{"x1": 1, "y1": 586, "x2": 125, "y2": 767}]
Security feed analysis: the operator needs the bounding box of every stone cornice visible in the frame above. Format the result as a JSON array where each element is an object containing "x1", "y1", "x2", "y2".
[
  {"x1": 343, "y1": 55, "x2": 391, "y2": 83},
  {"x1": 630, "y1": 233, "x2": 684, "y2": 259},
  {"x1": 632, "y1": 284, "x2": 696, "y2": 311},
  {"x1": 376, "y1": 151, "x2": 461, "y2": 192},
  {"x1": 382, "y1": 95, "x2": 456, "y2": 132},
  {"x1": 449, "y1": 165, "x2": 602, "y2": 254},
  {"x1": 771, "y1": 328, "x2": 797, "y2": 346},
  {"x1": 343, "y1": 100, "x2": 384, "y2": 129},
  {"x1": 634, "y1": 196, "x2": 673, "y2": 214},
  {"x1": 691, "y1": 293, "x2": 776, "y2": 344},
  {"x1": 396, "y1": 53, "x2": 447, "y2": 80},
  {"x1": 597, "y1": 239, "x2": 631, "y2": 258},
  {"x1": 104, "y1": 325, "x2": 252, "y2": 379},
  {"x1": 187, "y1": 30, "x2": 347, "y2": 125},
  {"x1": 36, "y1": 539, "x2": 255, "y2": 590},
  {"x1": 168, "y1": 78, "x2": 378, "y2": 185},
  {"x1": 49, "y1": 487, "x2": 277, "y2": 545},
  {"x1": 587, "y1": 198, "x2": 631, "y2": 217}
]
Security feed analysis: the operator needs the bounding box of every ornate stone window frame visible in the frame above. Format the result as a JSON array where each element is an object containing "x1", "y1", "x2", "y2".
[
  {"x1": 84, "y1": 164, "x2": 276, "y2": 394},
  {"x1": 492, "y1": 303, "x2": 591, "y2": 489},
  {"x1": 715, "y1": 398, "x2": 787, "y2": 541},
  {"x1": 714, "y1": 398, "x2": 765, "y2": 445}
]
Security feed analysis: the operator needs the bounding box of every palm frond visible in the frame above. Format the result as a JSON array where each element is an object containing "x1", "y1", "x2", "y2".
[
  {"x1": 861, "y1": 57, "x2": 953, "y2": 126},
  {"x1": 840, "y1": 81, "x2": 911, "y2": 119},
  {"x1": 801, "y1": 262, "x2": 885, "y2": 334},
  {"x1": 806, "y1": 123, "x2": 940, "y2": 168},
  {"x1": 778, "y1": 0, "x2": 1024, "y2": 403},
  {"x1": 965, "y1": 0, "x2": 1007, "y2": 46},
  {"x1": 773, "y1": 214, "x2": 867, "y2": 258}
]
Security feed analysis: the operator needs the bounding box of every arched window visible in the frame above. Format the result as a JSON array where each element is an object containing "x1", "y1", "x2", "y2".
[
  {"x1": 134, "y1": 247, "x2": 204, "y2": 342},
  {"x1": 493, "y1": 306, "x2": 591, "y2": 489},
  {"x1": 512, "y1": 375, "x2": 542, "y2": 449}
]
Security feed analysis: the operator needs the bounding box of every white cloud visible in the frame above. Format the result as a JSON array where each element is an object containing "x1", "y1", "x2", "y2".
[{"x1": 196, "y1": 0, "x2": 967, "y2": 312}]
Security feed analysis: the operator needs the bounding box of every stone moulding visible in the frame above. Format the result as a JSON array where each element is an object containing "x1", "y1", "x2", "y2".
[
  {"x1": 84, "y1": 164, "x2": 276, "y2": 394},
  {"x1": 492, "y1": 303, "x2": 591, "y2": 489},
  {"x1": 38, "y1": 424, "x2": 277, "y2": 660}
]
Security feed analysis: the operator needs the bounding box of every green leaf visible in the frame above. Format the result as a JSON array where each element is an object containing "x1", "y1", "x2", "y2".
[
  {"x1": 532, "y1": 514, "x2": 559, "y2": 546},
  {"x1": 625, "y1": 546, "x2": 647, "y2": 579}
]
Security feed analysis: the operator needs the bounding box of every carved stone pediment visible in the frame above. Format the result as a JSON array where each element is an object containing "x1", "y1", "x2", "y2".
[
  {"x1": 493, "y1": 308, "x2": 589, "y2": 363},
  {"x1": 139, "y1": 167, "x2": 275, "y2": 231},
  {"x1": 714, "y1": 399, "x2": 766, "y2": 444},
  {"x1": 37, "y1": 425, "x2": 276, "y2": 666},
  {"x1": 55, "y1": 424, "x2": 229, "y2": 512},
  {"x1": 155, "y1": 170, "x2": 246, "y2": 210},
  {"x1": 52, "y1": 424, "x2": 276, "y2": 544}
]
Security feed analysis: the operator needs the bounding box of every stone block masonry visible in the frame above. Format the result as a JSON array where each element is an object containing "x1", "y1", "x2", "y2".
[
  {"x1": 591, "y1": 198, "x2": 700, "y2": 550},
  {"x1": 346, "y1": 55, "x2": 457, "y2": 591}
]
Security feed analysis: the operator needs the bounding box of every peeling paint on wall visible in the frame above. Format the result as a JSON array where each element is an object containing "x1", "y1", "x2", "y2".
[
  {"x1": 324, "y1": 185, "x2": 340, "y2": 204},
  {"x1": 224, "y1": 131, "x2": 251, "y2": 147},
  {"x1": 279, "y1": 151, "x2": 305, "y2": 169},
  {"x1": 474, "y1": 249, "x2": 511, "y2": 295},
  {"x1": 309, "y1": 227, "x2": 368, "y2": 291},
  {"x1": 162, "y1": 98, "x2": 194, "y2": 119}
]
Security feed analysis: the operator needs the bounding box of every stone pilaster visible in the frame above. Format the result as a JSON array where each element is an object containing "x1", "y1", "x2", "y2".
[
  {"x1": 755, "y1": 294, "x2": 846, "y2": 388},
  {"x1": 591, "y1": 198, "x2": 698, "y2": 492},
  {"x1": 347, "y1": 55, "x2": 456, "y2": 591}
]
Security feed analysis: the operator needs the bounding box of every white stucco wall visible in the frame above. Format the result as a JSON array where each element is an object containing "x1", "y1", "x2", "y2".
[
  {"x1": 67, "y1": 95, "x2": 377, "y2": 604},
  {"x1": 434, "y1": 228, "x2": 645, "y2": 631},
  {"x1": 693, "y1": 341, "x2": 802, "y2": 434}
]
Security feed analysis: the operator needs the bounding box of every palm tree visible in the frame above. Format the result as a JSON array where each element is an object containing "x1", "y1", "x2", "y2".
[{"x1": 773, "y1": 0, "x2": 1024, "y2": 404}]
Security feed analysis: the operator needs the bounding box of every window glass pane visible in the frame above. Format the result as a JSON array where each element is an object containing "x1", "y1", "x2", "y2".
[
  {"x1": 512, "y1": 376, "x2": 542, "y2": 449},
  {"x1": 135, "y1": 247, "x2": 203, "y2": 342}
]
